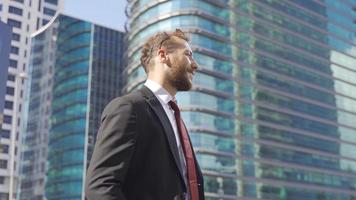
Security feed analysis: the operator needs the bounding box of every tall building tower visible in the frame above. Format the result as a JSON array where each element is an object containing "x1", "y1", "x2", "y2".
[
  {"x1": 0, "y1": 23, "x2": 12, "y2": 200},
  {"x1": 0, "y1": 1, "x2": 63, "y2": 199},
  {"x1": 125, "y1": 0, "x2": 356, "y2": 199},
  {"x1": 23, "y1": 14, "x2": 125, "y2": 200},
  {"x1": 19, "y1": 14, "x2": 58, "y2": 200},
  {"x1": 0, "y1": 21, "x2": 11, "y2": 130}
]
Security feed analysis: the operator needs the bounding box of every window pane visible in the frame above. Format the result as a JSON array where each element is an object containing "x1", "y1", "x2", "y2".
[
  {"x1": 12, "y1": 33, "x2": 20, "y2": 41},
  {"x1": 7, "y1": 74, "x2": 15, "y2": 81},
  {"x1": 44, "y1": 0, "x2": 58, "y2": 5},
  {"x1": 43, "y1": 7, "x2": 55, "y2": 16},
  {"x1": 0, "y1": 160, "x2": 7, "y2": 169},
  {"x1": 6, "y1": 87, "x2": 14, "y2": 95},
  {"x1": 8, "y1": 6, "x2": 23, "y2": 16},
  {"x1": 7, "y1": 19, "x2": 21, "y2": 28},
  {"x1": 4, "y1": 101, "x2": 13, "y2": 109},
  {"x1": 10, "y1": 46, "x2": 19, "y2": 54},
  {"x1": 9, "y1": 59, "x2": 17, "y2": 68},
  {"x1": 1, "y1": 130, "x2": 10, "y2": 139},
  {"x1": 3, "y1": 115, "x2": 12, "y2": 124}
]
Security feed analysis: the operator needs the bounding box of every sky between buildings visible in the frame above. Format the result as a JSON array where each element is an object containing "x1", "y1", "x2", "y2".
[{"x1": 63, "y1": 0, "x2": 127, "y2": 31}]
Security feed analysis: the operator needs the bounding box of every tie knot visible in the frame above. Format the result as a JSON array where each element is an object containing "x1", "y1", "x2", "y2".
[{"x1": 169, "y1": 100, "x2": 180, "y2": 113}]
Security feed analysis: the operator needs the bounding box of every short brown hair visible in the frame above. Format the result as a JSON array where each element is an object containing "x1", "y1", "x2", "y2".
[{"x1": 140, "y1": 28, "x2": 189, "y2": 72}]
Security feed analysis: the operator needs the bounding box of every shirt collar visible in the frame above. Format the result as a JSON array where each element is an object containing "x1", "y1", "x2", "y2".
[{"x1": 144, "y1": 79, "x2": 174, "y2": 104}]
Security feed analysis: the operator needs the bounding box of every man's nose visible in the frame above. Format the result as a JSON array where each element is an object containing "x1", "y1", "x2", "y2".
[{"x1": 191, "y1": 58, "x2": 198, "y2": 70}]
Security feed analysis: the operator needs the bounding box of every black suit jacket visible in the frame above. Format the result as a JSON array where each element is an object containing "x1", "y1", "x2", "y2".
[{"x1": 85, "y1": 86, "x2": 205, "y2": 200}]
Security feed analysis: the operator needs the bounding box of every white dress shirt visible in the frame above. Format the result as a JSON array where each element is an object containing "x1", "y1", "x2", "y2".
[{"x1": 144, "y1": 79, "x2": 189, "y2": 198}]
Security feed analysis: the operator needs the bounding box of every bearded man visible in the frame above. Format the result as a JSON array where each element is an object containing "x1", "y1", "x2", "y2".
[{"x1": 85, "y1": 29, "x2": 205, "y2": 200}]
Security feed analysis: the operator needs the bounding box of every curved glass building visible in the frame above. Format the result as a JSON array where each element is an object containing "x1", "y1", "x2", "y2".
[
  {"x1": 46, "y1": 15, "x2": 91, "y2": 200},
  {"x1": 125, "y1": 0, "x2": 356, "y2": 199}
]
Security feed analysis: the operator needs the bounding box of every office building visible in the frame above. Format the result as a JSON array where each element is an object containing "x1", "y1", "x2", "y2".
[
  {"x1": 125, "y1": 0, "x2": 356, "y2": 199},
  {"x1": 20, "y1": 13, "x2": 125, "y2": 200},
  {"x1": 0, "y1": 20, "x2": 11, "y2": 126},
  {"x1": 0, "y1": 21, "x2": 12, "y2": 200},
  {"x1": 0, "y1": 1, "x2": 63, "y2": 199},
  {"x1": 19, "y1": 14, "x2": 58, "y2": 200}
]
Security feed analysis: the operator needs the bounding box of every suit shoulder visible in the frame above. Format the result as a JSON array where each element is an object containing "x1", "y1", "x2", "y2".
[
  {"x1": 106, "y1": 90, "x2": 143, "y2": 107},
  {"x1": 101, "y1": 91, "x2": 144, "y2": 117}
]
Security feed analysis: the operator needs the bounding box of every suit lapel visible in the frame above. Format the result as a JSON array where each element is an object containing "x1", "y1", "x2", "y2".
[{"x1": 139, "y1": 86, "x2": 186, "y2": 188}]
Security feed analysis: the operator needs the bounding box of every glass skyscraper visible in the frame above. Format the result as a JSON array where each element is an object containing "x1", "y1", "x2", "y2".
[
  {"x1": 0, "y1": 1, "x2": 62, "y2": 199},
  {"x1": 20, "y1": 15, "x2": 58, "y2": 200},
  {"x1": 21, "y1": 14, "x2": 125, "y2": 200},
  {"x1": 125, "y1": 0, "x2": 356, "y2": 199}
]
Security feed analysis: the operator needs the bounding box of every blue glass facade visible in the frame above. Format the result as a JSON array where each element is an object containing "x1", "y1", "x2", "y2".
[
  {"x1": 45, "y1": 15, "x2": 91, "y2": 200},
  {"x1": 125, "y1": 0, "x2": 356, "y2": 199},
  {"x1": 25, "y1": 15, "x2": 126, "y2": 200}
]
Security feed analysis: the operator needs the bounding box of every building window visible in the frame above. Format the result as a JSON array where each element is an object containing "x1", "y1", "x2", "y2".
[
  {"x1": 7, "y1": 19, "x2": 22, "y2": 28},
  {"x1": 44, "y1": 0, "x2": 57, "y2": 5},
  {"x1": 43, "y1": 7, "x2": 55, "y2": 16},
  {"x1": 0, "y1": 193, "x2": 9, "y2": 200},
  {"x1": 0, "y1": 4, "x2": 2, "y2": 11},
  {"x1": 3, "y1": 115, "x2": 12, "y2": 124},
  {"x1": 12, "y1": 33, "x2": 20, "y2": 41},
  {"x1": 33, "y1": 45, "x2": 43, "y2": 53},
  {"x1": 0, "y1": 176, "x2": 4, "y2": 184},
  {"x1": 11, "y1": 0, "x2": 24, "y2": 3},
  {"x1": 42, "y1": 19, "x2": 49, "y2": 26},
  {"x1": 8, "y1": 6, "x2": 23, "y2": 16},
  {"x1": 9, "y1": 59, "x2": 17, "y2": 68},
  {"x1": 1, "y1": 130, "x2": 10, "y2": 139},
  {"x1": 7, "y1": 74, "x2": 15, "y2": 81},
  {"x1": 10, "y1": 46, "x2": 19, "y2": 54},
  {"x1": 33, "y1": 57, "x2": 43, "y2": 65},
  {"x1": 1, "y1": 145, "x2": 9, "y2": 154},
  {"x1": 0, "y1": 160, "x2": 7, "y2": 169},
  {"x1": 4, "y1": 101, "x2": 13, "y2": 109},
  {"x1": 6, "y1": 87, "x2": 14, "y2": 95}
]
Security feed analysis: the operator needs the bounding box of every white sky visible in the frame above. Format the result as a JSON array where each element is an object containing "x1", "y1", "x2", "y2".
[{"x1": 63, "y1": 0, "x2": 127, "y2": 31}]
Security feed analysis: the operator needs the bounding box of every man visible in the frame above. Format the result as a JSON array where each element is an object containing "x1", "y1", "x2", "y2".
[{"x1": 85, "y1": 29, "x2": 205, "y2": 200}]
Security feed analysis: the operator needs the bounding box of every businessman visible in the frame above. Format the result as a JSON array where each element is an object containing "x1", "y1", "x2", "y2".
[{"x1": 85, "y1": 29, "x2": 205, "y2": 200}]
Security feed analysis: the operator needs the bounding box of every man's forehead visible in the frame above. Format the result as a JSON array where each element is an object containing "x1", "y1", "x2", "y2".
[{"x1": 173, "y1": 37, "x2": 191, "y2": 50}]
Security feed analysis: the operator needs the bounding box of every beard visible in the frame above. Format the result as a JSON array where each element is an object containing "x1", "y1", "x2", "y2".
[{"x1": 168, "y1": 59, "x2": 192, "y2": 91}]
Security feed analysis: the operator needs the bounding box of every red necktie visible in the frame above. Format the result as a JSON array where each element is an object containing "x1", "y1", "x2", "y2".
[{"x1": 169, "y1": 100, "x2": 199, "y2": 200}]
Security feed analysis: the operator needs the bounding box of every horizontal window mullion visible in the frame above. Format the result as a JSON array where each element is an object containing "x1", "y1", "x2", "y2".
[
  {"x1": 250, "y1": 0, "x2": 356, "y2": 47},
  {"x1": 197, "y1": 148, "x2": 356, "y2": 184},
  {"x1": 203, "y1": 170, "x2": 356, "y2": 196},
  {"x1": 237, "y1": 61, "x2": 356, "y2": 104},
  {"x1": 257, "y1": 0, "x2": 355, "y2": 40}
]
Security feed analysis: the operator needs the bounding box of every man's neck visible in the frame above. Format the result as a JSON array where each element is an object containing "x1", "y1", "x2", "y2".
[{"x1": 147, "y1": 75, "x2": 177, "y2": 96}]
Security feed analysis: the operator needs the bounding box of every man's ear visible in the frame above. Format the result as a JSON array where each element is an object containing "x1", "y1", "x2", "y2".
[{"x1": 158, "y1": 48, "x2": 168, "y2": 64}]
